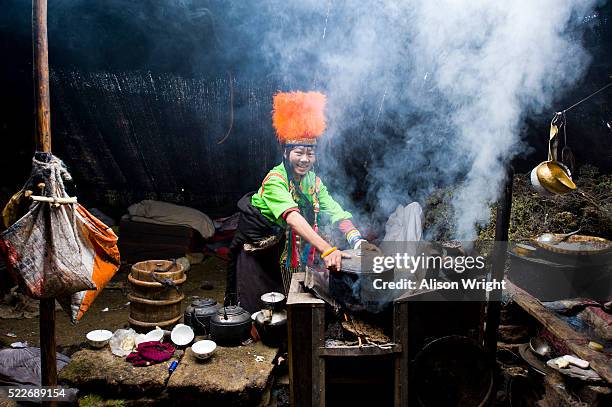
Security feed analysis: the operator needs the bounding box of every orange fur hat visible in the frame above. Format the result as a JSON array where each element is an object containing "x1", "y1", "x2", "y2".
[{"x1": 272, "y1": 91, "x2": 327, "y2": 145}]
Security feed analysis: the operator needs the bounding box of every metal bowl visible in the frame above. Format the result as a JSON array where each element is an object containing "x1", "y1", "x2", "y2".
[{"x1": 529, "y1": 337, "x2": 551, "y2": 358}]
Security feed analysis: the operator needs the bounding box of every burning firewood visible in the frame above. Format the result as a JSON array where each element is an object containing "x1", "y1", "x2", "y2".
[{"x1": 341, "y1": 314, "x2": 390, "y2": 345}]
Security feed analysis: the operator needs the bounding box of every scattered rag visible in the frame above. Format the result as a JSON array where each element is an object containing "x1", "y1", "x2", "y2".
[{"x1": 126, "y1": 341, "x2": 175, "y2": 367}]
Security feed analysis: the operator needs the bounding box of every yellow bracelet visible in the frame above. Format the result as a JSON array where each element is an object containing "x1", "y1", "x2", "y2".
[{"x1": 321, "y1": 246, "x2": 338, "y2": 259}]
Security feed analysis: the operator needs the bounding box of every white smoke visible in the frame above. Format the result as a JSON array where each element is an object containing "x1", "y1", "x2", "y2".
[{"x1": 239, "y1": 0, "x2": 602, "y2": 239}]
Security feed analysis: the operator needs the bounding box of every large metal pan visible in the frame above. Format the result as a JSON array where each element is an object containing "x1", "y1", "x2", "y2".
[{"x1": 534, "y1": 234, "x2": 611, "y2": 256}]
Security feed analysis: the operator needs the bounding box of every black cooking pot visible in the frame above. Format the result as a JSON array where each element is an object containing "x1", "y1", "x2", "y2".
[
  {"x1": 210, "y1": 305, "x2": 252, "y2": 345},
  {"x1": 507, "y1": 249, "x2": 611, "y2": 301},
  {"x1": 329, "y1": 269, "x2": 396, "y2": 313},
  {"x1": 184, "y1": 298, "x2": 221, "y2": 336},
  {"x1": 328, "y1": 249, "x2": 396, "y2": 313}
]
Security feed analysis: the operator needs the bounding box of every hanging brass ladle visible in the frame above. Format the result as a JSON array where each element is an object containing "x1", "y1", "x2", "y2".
[{"x1": 530, "y1": 115, "x2": 576, "y2": 196}]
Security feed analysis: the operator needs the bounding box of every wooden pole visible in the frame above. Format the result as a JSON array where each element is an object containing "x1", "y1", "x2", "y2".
[
  {"x1": 33, "y1": 0, "x2": 51, "y2": 153},
  {"x1": 483, "y1": 165, "x2": 514, "y2": 358},
  {"x1": 33, "y1": 0, "x2": 57, "y2": 403}
]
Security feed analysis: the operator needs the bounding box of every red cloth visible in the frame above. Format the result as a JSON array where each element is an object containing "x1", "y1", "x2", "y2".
[{"x1": 126, "y1": 341, "x2": 175, "y2": 367}]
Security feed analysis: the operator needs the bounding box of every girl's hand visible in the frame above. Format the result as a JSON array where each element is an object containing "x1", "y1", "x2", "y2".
[{"x1": 324, "y1": 249, "x2": 351, "y2": 272}]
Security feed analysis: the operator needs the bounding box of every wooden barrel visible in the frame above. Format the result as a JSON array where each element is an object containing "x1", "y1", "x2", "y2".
[{"x1": 128, "y1": 260, "x2": 186, "y2": 332}]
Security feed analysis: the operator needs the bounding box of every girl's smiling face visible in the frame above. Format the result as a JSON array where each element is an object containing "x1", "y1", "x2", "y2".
[{"x1": 286, "y1": 146, "x2": 316, "y2": 177}]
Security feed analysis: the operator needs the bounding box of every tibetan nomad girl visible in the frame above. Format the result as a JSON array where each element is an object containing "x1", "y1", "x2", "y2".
[{"x1": 226, "y1": 91, "x2": 374, "y2": 312}]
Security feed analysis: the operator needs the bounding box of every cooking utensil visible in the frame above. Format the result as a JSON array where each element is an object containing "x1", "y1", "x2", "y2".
[
  {"x1": 191, "y1": 340, "x2": 216, "y2": 361},
  {"x1": 534, "y1": 234, "x2": 612, "y2": 256},
  {"x1": 253, "y1": 292, "x2": 287, "y2": 347},
  {"x1": 260, "y1": 292, "x2": 285, "y2": 322},
  {"x1": 86, "y1": 329, "x2": 113, "y2": 348},
  {"x1": 330, "y1": 249, "x2": 395, "y2": 313},
  {"x1": 170, "y1": 324, "x2": 194, "y2": 346},
  {"x1": 512, "y1": 243, "x2": 537, "y2": 257},
  {"x1": 518, "y1": 343, "x2": 553, "y2": 376},
  {"x1": 530, "y1": 120, "x2": 576, "y2": 196},
  {"x1": 253, "y1": 309, "x2": 287, "y2": 347},
  {"x1": 556, "y1": 111, "x2": 576, "y2": 173},
  {"x1": 530, "y1": 161, "x2": 576, "y2": 195},
  {"x1": 184, "y1": 298, "x2": 221, "y2": 336},
  {"x1": 538, "y1": 228, "x2": 582, "y2": 244},
  {"x1": 210, "y1": 305, "x2": 252, "y2": 345},
  {"x1": 507, "y1": 250, "x2": 611, "y2": 301},
  {"x1": 529, "y1": 337, "x2": 551, "y2": 358}
]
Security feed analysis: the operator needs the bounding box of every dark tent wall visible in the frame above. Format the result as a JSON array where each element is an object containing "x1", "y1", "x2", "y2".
[
  {"x1": 0, "y1": 0, "x2": 299, "y2": 217},
  {"x1": 49, "y1": 71, "x2": 282, "y2": 215},
  {"x1": 1, "y1": 1, "x2": 611, "y2": 222}
]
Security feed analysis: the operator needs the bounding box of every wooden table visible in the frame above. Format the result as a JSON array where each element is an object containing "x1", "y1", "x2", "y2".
[{"x1": 505, "y1": 280, "x2": 611, "y2": 383}]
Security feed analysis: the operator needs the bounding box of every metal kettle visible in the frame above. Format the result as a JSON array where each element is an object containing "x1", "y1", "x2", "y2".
[
  {"x1": 184, "y1": 298, "x2": 221, "y2": 336},
  {"x1": 253, "y1": 292, "x2": 287, "y2": 347},
  {"x1": 210, "y1": 304, "x2": 252, "y2": 345}
]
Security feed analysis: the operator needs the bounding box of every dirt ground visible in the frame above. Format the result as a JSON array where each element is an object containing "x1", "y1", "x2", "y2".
[{"x1": 0, "y1": 256, "x2": 228, "y2": 351}]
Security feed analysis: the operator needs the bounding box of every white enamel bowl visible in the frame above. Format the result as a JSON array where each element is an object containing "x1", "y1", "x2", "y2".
[
  {"x1": 86, "y1": 329, "x2": 113, "y2": 348},
  {"x1": 191, "y1": 340, "x2": 217, "y2": 360},
  {"x1": 171, "y1": 324, "x2": 194, "y2": 346}
]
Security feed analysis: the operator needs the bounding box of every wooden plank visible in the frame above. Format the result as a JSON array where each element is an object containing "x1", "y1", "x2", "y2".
[
  {"x1": 287, "y1": 292, "x2": 325, "y2": 306},
  {"x1": 287, "y1": 273, "x2": 324, "y2": 306},
  {"x1": 312, "y1": 306, "x2": 325, "y2": 407},
  {"x1": 319, "y1": 344, "x2": 401, "y2": 357},
  {"x1": 288, "y1": 273, "x2": 326, "y2": 407},
  {"x1": 506, "y1": 280, "x2": 612, "y2": 383},
  {"x1": 288, "y1": 305, "x2": 314, "y2": 406}
]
